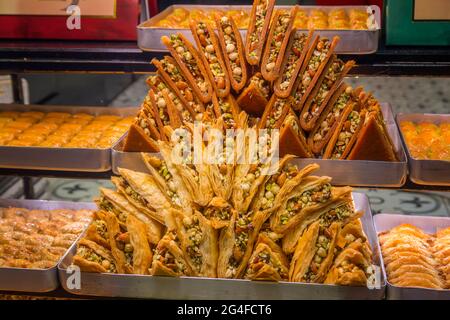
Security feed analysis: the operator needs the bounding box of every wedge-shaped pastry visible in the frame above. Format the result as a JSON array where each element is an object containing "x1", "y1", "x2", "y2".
[
  {"x1": 231, "y1": 136, "x2": 281, "y2": 214},
  {"x1": 258, "y1": 95, "x2": 292, "y2": 131},
  {"x1": 309, "y1": 84, "x2": 362, "y2": 155},
  {"x1": 171, "y1": 209, "x2": 218, "y2": 277},
  {"x1": 106, "y1": 212, "x2": 152, "y2": 275},
  {"x1": 216, "y1": 16, "x2": 248, "y2": 92},
  {"x1": 150, "y1": 231, "x2": 192, "y2": 277},
  {"x1": 291, "y1": 36, "x2": 340, "y2": 116},
  {"x1": 324, "y1": 245, "x2": 371, "y2": 286},
  {"x1": 279, "y1": 109, "x2": 313, "y2": 158},
  {"x1": 236, "y1": 72, "x2": 271, "y2": 116},
  {"x1": 281, "y1": 188, "x2": 356, "y2": 254},
  {"x1": 323, "y1": 104, "x2": 367, "y2": 160},
  {"x1": 201, "y1": 197, "x2": 236, "y2": 230},
  {"x1": 141, "y1": 152, "x2": 193, "y2": 212},
  {"x1": 146, "y1": 76, "x2": 187, "y2": 127},
  {"x1": 161, "y1": 34, "x2": 213, "y2": 103},
  {"x1": 270, "y1": 175, "x2": 333, "y2": 235},
  {"x1": 302, "y1": 59, "x2": 355, "y2": 134},
  {"x1": 217, "y1": 210, "x2": 269, "y2": 279},
  {"x1": 96, "y1": 188, "x2": 164, "y2": 245},
  {"x1": 213, "y1": 94, "x2": 242, "y2": 130},
  {"x1": 73, "y1": 238, "x2": 117, "y2": 273},
  {"x1": 245, "y1": 0, "x2": 275, "y2": 66},
  {"x1": 152, "y1": 56, "x2": 204, "y2": 119},
  {"x1": 274, "y1": 30, "x2": 313, "y2": 98},
  {"x1": 347, "y1": 110, "x2": 398, "y2": 161},
  {"x1": 158, "y1": 140, "x2": 213, "y2": 207},
  {"x1": 261, "y1": 7, "x2": 298, "y2": 81},
  {"x1": 113, "y1": 168, "x2": 172, "y2": 224},
  {"x1": 289, "y1": 221, "x2": 340, "y2": 283},
  {"x1": 203, "y1": 118, "x2": 235, "y2": 201},
  {"x1": 85, "y1": 211, "x2": 110, "y2": 249},
  {"x1": 123, "y1": 90, "x2": 164, "y2": 152},
  {"x1": 245, "y1": 233, "x2": 289, "y2": 281},
  {"x1": 190, "y1": 21, "x2": 230, "y2": 98},
  {"x1": 389, "y1": 277, "x2": 443, "y2": 290},
  {"x1": 250, "y1": 155, "x2": 299, "y2": 218}
]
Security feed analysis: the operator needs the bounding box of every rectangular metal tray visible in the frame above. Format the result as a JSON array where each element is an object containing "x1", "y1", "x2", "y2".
[
  {"x1": 396, "y1": 113, "x2": 450, "y2": 186},
  {"x1": 0, "y1": 198, "x2": 96, "y2": 293},
  {"x1": 111, "y1": 103, "x2": 407, "y2": 187},
  {"x1": 0, "y1": 104, "x2": 138, "y2": 172},
  {"x1": 58, "y1": 192, "x2": 385, "y2": 300},
  {"x1": 374, "y1": 213, "x2": 450, "y2": 300},
  {"x1": 138, "y1": 5, "x2": 381, "y2": 54}
]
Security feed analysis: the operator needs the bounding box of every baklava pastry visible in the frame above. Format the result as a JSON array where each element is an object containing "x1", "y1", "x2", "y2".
[
  {"x1": 106, "y1": 212, "x2": 152, "y2": 275},
  {"x1": 161, "y1": 33, "x2": 213, "y2": 103},
  {"x1": 261, "y1": 7, "x2": 298, "y2": 81},
  {"x1": 245, "y1": 233, "x2": 289, "y2": 281},
  {"x1": 245, "y1": 0, "x2": 275, "y2": 66},
  {"x1": 152, "y1": 56, "x2": 205, "y2": 119},
  {"x1": 142, "y1": 152, "x2": 193, "y2": 212},
  {"x1": 217, "y1": 210, "x2": 268, "y2": 279},
  {"x1": 274, "y1": 30, "x2": 313, "y2": 98},
  {"x1": 172, "y1": 209, "x2": 218, "y2": 277},
  {"x1": 324, "y1": 246, "x2": 370, "y2": 286},
  {"x1": 190, "y1": 20, "x2": 230, "y2": 98},
  {"x1": 73, "y1": 239, "x2": 117, "y2": 273},
  {"x1": 85, "y1": 211, "x2": 110, "y2": 249},
  {"x1": 301, "y1": 58, "x2": 355, "y2": 133},
  {"x1": 201, "y1": 197, "x2": 236, "y2": 230},
  {"x1": 279, "y1": 109, "x2": 313, "y2": 158},
  {"x1": 150, "y1": 231, "x2": 192, "y2": 277},
  {"x1": 291, "y1": 36, "x2": 340, "y2": 116},
  {"x1": 289, "y1": 221, "x2": 340, "y2": 283},
  {"x1": 236, "y1": 72, "x2": 271, "y2": 116},
  {"x1": 258, "y1": 95, "x2": 292, "y2": 131},
  {"x1": 113, "y1": 168, "x2": 172, "y2": 224},
  {"x1": 216, "y1": 15, "x2": 248, "y2": 93}
]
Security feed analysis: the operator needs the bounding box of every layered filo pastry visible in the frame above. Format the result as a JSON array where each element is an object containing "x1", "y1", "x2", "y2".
[
  {"x1": 171, "y1": 210, "x2": 219, "y2": 277},
  {"x1": 85, "y1": 210, "x2": 110, "y2": 249},
  {"x1": 281, "y1": 186, "x2": 355, "y2": 254},
  {"x1": 218, "y1": 210, "x2": 269, "y2": 279},
  {"x1": 106, "y1": 212, "x2": 152, "y2": 275},
  {"x1": 289, "y1": 220, "x2": 340, "y2": 283},
  {"x1": 112, "y1": 168, "x2": 172, "y2": 225},
  {"x1": 203, "y1": 118, "x2": 236, "y2": 201},
  {"x1": 159, "y1": 139, "x2": 213, "y2": 207},
  {"x1": 245, "y1": 233, "x2": 289, "y2": 281},
  {"x1": 150, "y1": 231, "x2": 192, "y2": 277},
  {"x1": 278, "y1": 108, "x2": 313, "y2": 158},
  {"x1": 142, "y1": 152, "x2": 193, "y2": 212},
  {"x1": 325, "y1": 221, "x2": 374, "y2": 286},
  {"x1": 201, "y1": 197, "x2": 236, "y2": 230},
  {"x1": 73, "y1": 238, "x2": 117, "y2": 273}
]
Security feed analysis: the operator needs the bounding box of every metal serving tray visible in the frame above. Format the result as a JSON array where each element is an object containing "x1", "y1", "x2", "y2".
[
  {"x1": 374, "y1": 213, "x2": 450, "y2": 300},
  {"x1": 396, "y1": 113, "x2": 450, "y2": 186},
  {"x1": 0, "y1": 104, "x2": 137, "y2": 172},
  {"x1": 112, "y1": 103, "x2": 407, "y2": 187},
  {"x1": 138, "y1": 5, "x2": 381, "y2": 54},
  {"x1": 58, "y1": 192, "x2": 385, "y2": 300},
  {"x1": 0, "y1": 198, "x2": 95, "y2": 293}
]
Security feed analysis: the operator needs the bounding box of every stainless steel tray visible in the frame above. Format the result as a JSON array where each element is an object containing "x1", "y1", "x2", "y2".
[
  {"x1": 0, "y1": 198, "x2": 96, "y2": 293},
  {"x1": 396, "y1": 113, "x2": 450, "y2": 186},
  {"x1": 112, "y1": 103, "x2": 407, "y2": 187},
  {"x1": 374, "y1": 213, "x2": 450, "y2": 300},
  {"x1": 0, "y1": 104, "x2": 137, "y2": 172},
  {"x1": 138, "y1": 5, "x2": 381, "y2": 54},
  {"x1": 58, "y1": 192, "x2": 385, "y2": 300},
  {"x1": 111, "y1": 132, "x2": 150, "y2": 175}
]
